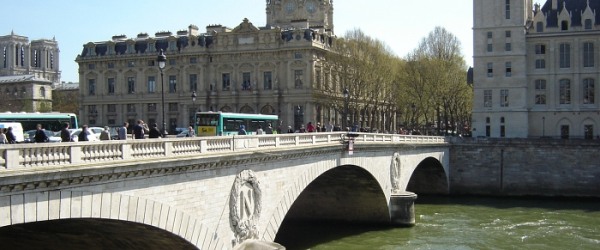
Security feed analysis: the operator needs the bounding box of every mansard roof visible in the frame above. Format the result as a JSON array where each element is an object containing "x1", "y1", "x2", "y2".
[{"x1": 541, "y1": 0, "x2": 600, "y2": 27}]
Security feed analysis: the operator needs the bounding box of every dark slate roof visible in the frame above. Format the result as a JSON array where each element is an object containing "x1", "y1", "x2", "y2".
[{"x1": 541, "y1": 0, "x2": 600, "y2": 27}]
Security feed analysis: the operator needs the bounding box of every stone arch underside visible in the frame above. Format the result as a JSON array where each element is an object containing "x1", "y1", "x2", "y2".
[
  {"x1": 406, "y1": 157, "x2": 449, "y2": 194},
  {"x1": 280, "y1": 165, "x2": 390, "y2": 223},
  {"x1": 0, "y1": 191, "x2": 222, "y2": 249}
]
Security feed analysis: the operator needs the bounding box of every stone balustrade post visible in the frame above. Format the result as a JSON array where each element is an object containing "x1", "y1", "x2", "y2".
[
  {"x1": 69, "y1": 146, "x2": 82, "y2": 164},
  {"x1": 164, "y1": 141, "x2": 173, "y2": 157},
  {"x1": 199, "y1": 140, "x2": 208, "y2": 153},
  {"x1": 5, "y1": 149, "x2": 20, "y2": 169},
  {"x1": 121, "y1": 143, "x2": 132, "y2": 160}
]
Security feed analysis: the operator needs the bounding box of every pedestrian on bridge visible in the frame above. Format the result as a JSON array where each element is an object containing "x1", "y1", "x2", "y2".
[{"x1": 238, "y1": 125, "x2": 247, "y2": 135}]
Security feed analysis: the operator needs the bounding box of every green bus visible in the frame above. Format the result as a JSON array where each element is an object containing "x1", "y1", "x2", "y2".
[
  {"x1": 0, "y1": 112, "x2": 79, "y2": 132},
  {"x1": 194, "y1": 112, "x2": 278, "y2": 136}
]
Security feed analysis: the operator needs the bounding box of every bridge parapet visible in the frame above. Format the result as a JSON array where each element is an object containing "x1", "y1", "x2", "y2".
[{"x1": 0, "y1": 133, "x2": 446, "y2": 171}]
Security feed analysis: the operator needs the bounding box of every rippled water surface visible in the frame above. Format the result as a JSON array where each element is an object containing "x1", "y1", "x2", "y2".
[{"x1": 276, "y1": 196, "x2": 600, "y2": 250}]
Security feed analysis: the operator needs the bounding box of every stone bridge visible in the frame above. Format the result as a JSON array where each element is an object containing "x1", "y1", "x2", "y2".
[{"x1": 0, "y1": 132, "x2": 449, "y2": 249}]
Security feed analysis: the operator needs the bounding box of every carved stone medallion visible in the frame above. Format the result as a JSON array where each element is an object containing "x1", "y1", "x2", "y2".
[{"x1": 229, "y1": 169, "x2": 262, "y2": 244}]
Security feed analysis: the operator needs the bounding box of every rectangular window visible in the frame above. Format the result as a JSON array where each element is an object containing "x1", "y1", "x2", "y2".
[
  {"x1": 294, "y1": 70, "x2": 304, "y2": 89},
  {"x1": 500, "y1": 89, "x2": 509, "y2": 107},
  {"x1": 505, "y1": 43, "x2": 512, "y2": 52},
  {"x1": 107, "y1": 78, "x2": 115, "y2": 95},
  {"x1": 263, "y1": 71, "x2": 272, "y2": 90},
  {"x1": 148, "y1": 103, "x2": 157, "y2": 112},
  {"x1": 536, "y1": 22, "x2": 544, "y2": 32},
  {"x1": 505, "y1": 0, "x2": 511, "y2": 19},
  {"x1": 294, "y1": 52, "x2": 302, "y2": 59},
  {"x1": 535, "y1": 44, "x2": 546, "y2": 54},
  {"x1": 500, "y1": 125, "x2": 506, "y2": 137},
  {"x1": 88, "y1": 63, "x2": 95, "y2": 69},
  {"x1": 484, "y1": 90, "x2": 492, "y2": 107},
  {"x1": 535, "y1": 59, "x2": 546, "y2": 69},
  {"x1": 559, "y1": 43, "x2": 571, "y2": 68},
  {"x1": 88, "y1": 105, "x2": 97, "y2": 114},
  {"x1": 147, "y1": 76, "x2": 156, "y2": 93},
  {"x1": 88, "y1": 79, "x2": 96, "y2": 96},
  {"x1": 585, "y1": 19, "x2": 593, "y2": 30},
  {"x1": 189, "y1": 74, "x2": 198, "y2": 92},
  {"x1": 127, "y1": 104, "x2": 136, "y2": 113},
  {"x1": 169, "y1": 59, "x2": 176, "y2": 66},
  {"x1": 487, "y1": 43, "x2": 493, "y2": 52},
  {"x1": 168, "y1": 75, "x2": 177, "y2": 93},
  {"x1": 486, "y1": 125, "x2": 491, "y2": 137},
  {"x1": 108, "y1": 62, "x2": 115, "y2": 68},
  {"x1": 487, "y1": 63, "x2": 493, "y2": 77},
  {"x1": 147, "y1": 60, "x2": 155, "y2": 66},
  {"x1": 189, "y1": 57, "x2": 198, "y2": 64},
  {"x1": 127, "y1": 77, "x2": 135, "y2": 94},
  {"x1": 535, "y1": 79, "x2": 546, "y2": 105},
  {"x1": 583, "y1": 42, "x2": 594, "y2": 68},
  {"x1": 505, "y1": 31, "x2": 511, "y2": 38},
  {"x1": 505, "y1": 62, "x2": 512, "y2": 77},
  {"x1": 222, "y1": 73, "x2": 231, "y2": 90},
  {"x1": 242, "y1": 72, "x2": 251, "y2": 90},
  {"x1": 559, "y1": 79, "x2": 571, "y2": 104},
  {"x1": 107, "y1": 104, "x2": 116, "y2": 113},
  {"x1": 128, "y1": 61, "x2": 135, "y2": 67},
  {"x1": 168, "y1": 103, "x2": 178, "y2": 112},
  {"x1": 487, "y1": 32, "x2": 493, "y2": 39},
  {"x1": 583, "y1": 78, "x2": 595, "y2": 104}
]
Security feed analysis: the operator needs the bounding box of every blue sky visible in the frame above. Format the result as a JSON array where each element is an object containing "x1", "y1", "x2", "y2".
[{"x1": 0, "y1": 0, "x2": 542, "y2": 83}]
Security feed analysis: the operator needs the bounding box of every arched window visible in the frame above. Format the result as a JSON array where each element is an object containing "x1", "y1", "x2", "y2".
[{"x1": 559, "y1": 79, "x2": 571, "y2": 104}]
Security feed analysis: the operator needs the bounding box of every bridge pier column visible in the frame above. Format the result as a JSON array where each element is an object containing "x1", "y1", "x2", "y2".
[{"x1": 389, "y1": 192, "x2": 417, "y2": 227}]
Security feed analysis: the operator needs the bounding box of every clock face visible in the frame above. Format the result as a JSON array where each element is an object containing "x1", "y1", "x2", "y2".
[
  {"x1": 285, "y1": 2, "x2": 296, "y2": 13},
  {"x1": 306, "y1": 1, "x2": 316, "y2": 13}
]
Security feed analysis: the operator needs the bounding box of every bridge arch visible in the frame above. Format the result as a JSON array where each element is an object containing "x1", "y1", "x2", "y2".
[
  {"x1": 0, "y1": 191, "x2": 216, "y2": 249},
  {"x1": 406, "y1": 157, "x2": 449, "y2": 194}
]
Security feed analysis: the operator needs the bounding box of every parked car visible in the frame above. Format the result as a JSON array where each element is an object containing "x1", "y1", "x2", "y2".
[
  {"x1": 68, "y1": 129, "x2": 99, "y2": 142},
  {"x1": 23, "y1": 129, "x2": 62, "y2": 143},
  {"x1": 176, "y1": 130, "x2": 194, "y2": 137},
  {"x1": 88, "y1": 127, "x2": 105, "y2": 140}
]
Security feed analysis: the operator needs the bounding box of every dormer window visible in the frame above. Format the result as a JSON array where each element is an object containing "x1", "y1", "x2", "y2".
[
  {"x1": 585, "y1": 19, "x2": 592, "y2": 30},
  {"x1": 561, "y1": 21, "x2": 569, "y2": 31},
  {"x1": 536, "y1": 22, "x2": 544, "y2": 32}
]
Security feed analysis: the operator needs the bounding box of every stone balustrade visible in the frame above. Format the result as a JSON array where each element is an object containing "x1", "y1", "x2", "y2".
[{"x1": 0, "y1": 133, "x2": 447, "y2": 170}]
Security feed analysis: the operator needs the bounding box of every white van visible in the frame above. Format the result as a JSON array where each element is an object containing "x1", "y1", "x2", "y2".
[{"x1": 0, "y1": 122, "x2": 25, "y2": 143}]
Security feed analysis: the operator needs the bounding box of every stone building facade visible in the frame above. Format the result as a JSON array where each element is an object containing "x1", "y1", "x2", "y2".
[
  {"x1": 76, "y1": 0, "x2": 392, "y2": 133},
  {"x1": 0, "y1": 31, "x2": 60, "y2": 112},
  {"x1": 472, "y1": 0, "x2": 600, "y2": 138}
]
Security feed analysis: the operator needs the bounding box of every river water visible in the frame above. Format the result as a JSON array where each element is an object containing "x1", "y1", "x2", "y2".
[{"x1": 275, "y1": 196, "x2": 600, "y2": 250}]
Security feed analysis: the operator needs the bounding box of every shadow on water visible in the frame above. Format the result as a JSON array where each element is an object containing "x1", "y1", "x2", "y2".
[
  {"x1": 275, "y1": 219, "x2": 395, "y2": 250},
  {"x1": 416, "y1": 194, "x2": 600, "y2": 212}
]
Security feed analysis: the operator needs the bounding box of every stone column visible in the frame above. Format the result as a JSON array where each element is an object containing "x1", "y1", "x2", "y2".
[{"x1": 389, "y1": 192, "x2": 417, "y2": 227}]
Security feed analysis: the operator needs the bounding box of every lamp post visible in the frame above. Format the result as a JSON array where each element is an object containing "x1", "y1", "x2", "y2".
[
  {"x1": 157, "y1": 49, "x2": 168, "y2": 137},
  {"x1": 542, "y1": 116, "x2": 545, "y2": 137},
  {"x1": 191, "y1": 91, "x2": 197, "y2": 126},
  {"x1": 411, "y1": 103, "x2": 416, "y2": 133},
  {"x1": 343, "y1": 88, "x2": 349, "y2": 130}
]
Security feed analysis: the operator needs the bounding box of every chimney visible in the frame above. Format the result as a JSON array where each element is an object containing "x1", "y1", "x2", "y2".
[{"x1": 552, "y1": 0, "x2": 558, "y2": 10}]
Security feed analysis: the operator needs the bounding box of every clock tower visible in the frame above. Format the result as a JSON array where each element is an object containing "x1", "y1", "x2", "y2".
[{"x1": 266, "y1": 0, "x2": 334, "y2": 35}]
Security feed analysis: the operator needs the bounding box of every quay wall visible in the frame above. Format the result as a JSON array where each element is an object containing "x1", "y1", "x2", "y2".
[{"x1": 449, "y1": 138, "x2": 600, "y2": 197}]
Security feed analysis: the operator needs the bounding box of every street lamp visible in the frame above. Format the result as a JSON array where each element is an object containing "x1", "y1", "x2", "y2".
[
  {"x1": 411, "y1": 103, "x2": 416, "y2": 133},
  {"x1": 343, "y1": 88, "x2": 349, "y2": 130},
  {"x1": 157, "y1": 49, "x2": 168, "y2": 137},
  {"x1": 191, "y1": 91, "x2": 197, "y2": 126},
  {"x1": 542, "y1": 116, "x2": 545, "y2": 137}
]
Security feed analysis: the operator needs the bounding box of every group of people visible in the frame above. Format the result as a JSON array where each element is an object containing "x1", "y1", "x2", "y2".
[{"x1": 0, "y1": 127, "x2": 17, "y2": 144}]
